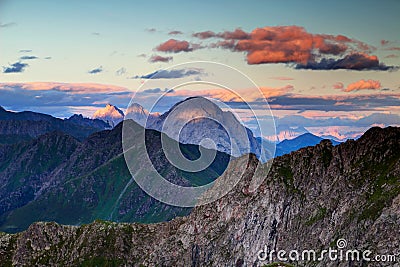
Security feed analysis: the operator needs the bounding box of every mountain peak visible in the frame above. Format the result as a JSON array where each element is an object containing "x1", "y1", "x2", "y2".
[{"x1": 93, "y1": 104, "x2": 124, "y2": 127}]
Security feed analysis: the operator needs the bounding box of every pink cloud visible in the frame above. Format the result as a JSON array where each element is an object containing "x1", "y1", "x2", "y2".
[
  {"x1": 0, "y1": 82, "x2": 129, "y2": 94},
  {"x1": 192, "y1": 31, "x2": 216, "y2": 39},
  {"x1": 386, "y1": 46, "x2": 400, "y2": 51},
  {"x1": 149, "y1": 55, "x2": 173, "y2": 63},
  {"x1": 344, "y1": 79, "x2": 381, "y2": 92},
  {"x1": 270, "y1": 76, "x2": 294, "y2": 81},
  {"x1": 168, "y1": 30, "x2": 183, "y2": 35},
  {"x1": 381, "y1": 40, "x2": 390, "y2": 46},
  {"x1": 333, "y1": 82, "x2": 344, "y2": 90},
  {"x1": 163, "y1": 85, "x2": 294, "y2": 102}
]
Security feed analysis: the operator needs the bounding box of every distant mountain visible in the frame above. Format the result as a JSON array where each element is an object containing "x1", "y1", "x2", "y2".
[
  {"x1": 127, "y1": 97, "x2": 270, "y2": 160},
  {"x1": 65, "y1": 114, "x2": 111, "y2": 129},
  {"x1": 264, "y1": 125, "x2": 309, "y2": 142},
  {"x1": 275, "y1": 132, "x2": 340, "y2": 156},
  {"x1": 0, "y1": 120, "x2": 230, "y2": 233},
  {"x1": 125, "y1": 103, "x2": 158, "y2": 127},
  {"x1": 0, "y1": 106, "x2": 109, "y2": 144},
  {"x1": 1, "y1": 127, "x2": 399, "y2": 266},
  {"x1": 93, "y1": 104, "x2": 124, "y2": 127}
]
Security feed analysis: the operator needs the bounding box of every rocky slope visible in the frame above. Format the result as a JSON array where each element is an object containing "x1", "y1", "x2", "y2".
[
  {"x1": 0, "y1": 120, "x2": 229, "y2": 233},
  {"x1": 0, "y1": 126, "x2": 399, "y2": 266}
]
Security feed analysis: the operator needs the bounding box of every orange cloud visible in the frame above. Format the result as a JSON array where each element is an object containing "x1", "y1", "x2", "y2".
[
  {"x1": 344, "y1": 79, "x2": 381, "y2": 92},
  {"x1": 162, "y1": 85, "x2": 293, "y2": 102},
  {"x1": 156, "y1": 39, "x2": 194, "y2": 53},
  {"x1": 165, "y1": 26, "x2": 394, "y2": 70}
]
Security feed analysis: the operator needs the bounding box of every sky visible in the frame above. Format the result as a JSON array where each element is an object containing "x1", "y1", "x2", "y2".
[{"x1": 1, "y1": 0, "x2": 400, "y2": 140}]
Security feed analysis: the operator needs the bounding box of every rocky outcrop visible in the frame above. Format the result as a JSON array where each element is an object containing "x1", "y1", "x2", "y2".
[
  {"x1": 0, "y1": 126, "x2": 399, "y2": 266},
  {"x1": 93, "y1": 104, "x2": 125, "y2": 127}
]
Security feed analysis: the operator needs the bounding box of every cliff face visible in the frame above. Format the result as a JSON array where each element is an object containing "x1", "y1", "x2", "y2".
[{"x1": 0, "y1": 127, "x2": 399, "y2": 266}]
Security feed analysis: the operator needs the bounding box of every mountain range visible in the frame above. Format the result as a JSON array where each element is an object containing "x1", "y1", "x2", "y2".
[
  {"x1": 0, "y1": 126, "x2": 399, "y2": 266},
  {"x1": 0, "y1": 119, "x2": 230, "y2": 233},
  {"x1": 0, "y1": 106, "x2": 110, "y2": 144},
  {"x1": 97, "y1": 98, "x2": 339, "y2": 160}
]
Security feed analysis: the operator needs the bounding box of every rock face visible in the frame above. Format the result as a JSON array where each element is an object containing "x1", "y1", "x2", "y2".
[
  {"x1": 1, "y1": 126, "x2": 399, "y2": 266},
  {"x1": 127, "y1": 97, "x2": 265, "y2": 159},
  {"x1": 93, "y1": 104, "x2": 125, "y2": 127}
]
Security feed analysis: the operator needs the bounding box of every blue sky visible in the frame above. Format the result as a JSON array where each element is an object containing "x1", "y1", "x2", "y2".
[{"x1": 1, "y1": 0, "x2": 399, "y2": 139}]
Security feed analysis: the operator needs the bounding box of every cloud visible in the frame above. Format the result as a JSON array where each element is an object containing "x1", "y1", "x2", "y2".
[
  {"x1": 92, "y1": 32, "x2": 100, "y2": 36},
  {"x1": 385, "y1": 54, "x2": 399, "y2": 59},
  {"x1": 344, "y1": 79, "x2": 381, "y2": 92},
  {"x1": 168, "y1": 30, "x2": 183, "y2": 35},
  {"x1": 264, "y1": 93, "x2": 400, "y2": 112},
  {"x1": 146, "y1": 28, "x2": 157, "y2": 33},
  {"x1": 142, "y1": 88, "x2": 172, "y2": 94},
  {"x1": 381, "y1": 40, "x2": 390, "y2": 46},
  {"x1": 193, "y1": 28, "x2": 249, "y2": 40},
  {"x1": 164, "y1": 26, "x2": 396, "y2": 70},
  {"x1": 2, "y1": 62, "x2": 28, "y2": 73},
  {"x1": 19, "y1": 49, "x2": 32, "y2": 53},
  {"x1": 88, "y1": 66, "x2": 103, "y2": 74},
  {"x1": 295, "y1": 53, "x2": 394, "y2": 71},
  {"x1": 332, "y1": 82, "x2": 344, "y2": 90},
  {"x1": 270, "y1": 76, "x2": 294, "y2": 81},
  {"x1": 156, "y1": 39, "x2": 195, "y2": 53},
  {"x1": 0, "y1": 82, "x2": 129, "y2": 94},
  {"x1": 0, "y1": 83, "x2": 132, "y2": 118},
  {"x1": 193, "y1": 30, "x2": 216, "y2": 39},
  {"x1": 385, "y1": 46, "x2": 400, "y2": 51},
  {"x1": 19, "y1": 55, "x2": 38, "y2": 60},
  {"x1": 0, "y1": 22, "x2": 16, "y2": 28},
  {"x1": 156, "y1": 85, "x2": 294, "y2": 102},
  {"x1": 137, "y1": 53, "x2": 147, "y2": 58},
  {"x1": 149, "y1": 55, "x2": 173, "y2": 63},
  {"x1": 133, "y1": 68, "x2": 203, "y2": 79},
  {"x1": 44, "y1": 56, "x2": 52, "y2": 60},
  {"x1": 115, "y1": 67, "x2": 126, "y2": 76}
]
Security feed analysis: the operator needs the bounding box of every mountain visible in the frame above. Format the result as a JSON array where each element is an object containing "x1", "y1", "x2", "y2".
[
  {"x1": 64, "y1": 114, "x2": 111, "y2": 129},
  {"x1": 275, "y1": 132, "x2": 340, "y2": 156},
  {"x1": 93, "y1": 104, "x2": 125, "y2": 127},
  {"x1": 0, "y1": 120, "x2": 230, "y2": 233},
  {"x1": 0, "y1": 107, "x2": 109, "y2": 144},
  {"x1": 127, "y1": 97, "x2": 269, "y2": 160},
  {"x1": 264, "y1": 125, "x2": 309, "y2": 142},
  {"x1": 0, "y1": 127, "x2": 399, "y2": 266}
]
